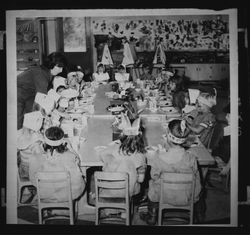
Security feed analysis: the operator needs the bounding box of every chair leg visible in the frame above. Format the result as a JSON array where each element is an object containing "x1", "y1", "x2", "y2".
[
  {"x1": 95, "y1": 207, "x2": 99, "y2": 225},
  {"x1": 158, "y1": 208, "x2": 162, "y2": 226},
  {"x1": 74, "y1": 200, "x2": 78, "y2": 223},
  {"x1": 38, "y1": 207, "x2": 42, "y2": 224},
  {"x1": 17, "y1": 186, "x2": 22, "y2": 204},
  {"x1": 69, "y1": 209, "x2": 74, "y2": 225}
]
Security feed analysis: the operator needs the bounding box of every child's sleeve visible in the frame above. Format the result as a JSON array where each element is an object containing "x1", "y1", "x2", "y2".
[{"x1": 199, "y1": 113, "x2": 215, "y2": 129}]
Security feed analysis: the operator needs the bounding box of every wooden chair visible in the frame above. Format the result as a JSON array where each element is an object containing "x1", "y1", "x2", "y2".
[
  {"x1": 158, "y1": 170, "x2": 195, "y2": 225},
  {"x1": 35, "y1": 171, "x2": 77, "y2": 225},
  {"x1": 206, "y1": 158, "x2": 230, "y2": 193},
  {"x1": 17, "y1": 166, "x2": 36, "y2": 206},
  {"x1": 206, "y1": 122, "x2": 230, "y2": 193},
  {"x1": 94, "y1": 171, "x2": 133, "y2": 225}
]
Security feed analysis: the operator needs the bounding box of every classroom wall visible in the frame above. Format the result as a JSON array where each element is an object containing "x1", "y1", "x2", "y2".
[
  {"x1": 91, "y1": 14, "x2": 229, "y2": 51},
  {"x1": 63, "y1": 17, "x2": 93, "y2": 73}
]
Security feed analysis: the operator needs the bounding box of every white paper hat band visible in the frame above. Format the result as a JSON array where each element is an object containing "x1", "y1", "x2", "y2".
[
  {"x1": 44, "y1": 135, "x2": 63, "y2": 146},
  {"x1": 167, "y1": 132, "x2": 186, "y2": 144}
]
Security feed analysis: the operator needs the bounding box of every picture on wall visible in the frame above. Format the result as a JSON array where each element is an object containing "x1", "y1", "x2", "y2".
[{"x1": 63, "y1": 17, "x2": 86, "y2": 52}]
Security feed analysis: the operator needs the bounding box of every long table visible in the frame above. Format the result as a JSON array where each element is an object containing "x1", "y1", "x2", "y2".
[
  {"x1": 91, "y1": 83, "x2": 181, "y2": 119},
  {"x1": 78, "y1": 117, "x2": 215, "y2": 168},
  {"x1": 80, "y1": 83, "x2": 215, "y2": 167},
  {"x1": 76, "y1": 83, "x2": 215, "y2": 215}
]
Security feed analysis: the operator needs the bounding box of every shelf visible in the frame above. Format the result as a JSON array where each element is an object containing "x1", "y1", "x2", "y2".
[
  {"x1": 17, "y1": 59, "x2": 40, "y2": 63},
  {"x1": 17, "y1": 42, "x2": 39, "y2": 50}
]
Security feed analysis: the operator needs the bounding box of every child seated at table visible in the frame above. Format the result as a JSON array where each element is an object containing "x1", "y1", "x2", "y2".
[
  {"x1": 140, "y1": 119, "x2": 201, "y2": 225},
  {"x1": 52, "y1": 76, "x2": 67, "y2": 92},
  {"x1": 92, "y1": 63, "x2": 110, "y2": 84},
  {"x1": 155, "y1": 67, "x2": 173, "y2": 92},
  {"x1": 172, "y1": 88, "x2": 200, "y2": 115},
  {"x1": 184, "y1": 88, "x2": 217, "y2": 149},
  {"x1": 67, "y1": 70, "x2": 81, "y2": 93},
  {"x1": 212, "y1": 103, "x2": 230, "y2": 175},
  {"x1": 115, "y1": 64, "x2": 131, "y2": 83},
  {"x1": 164, "y1": 74, "x2": 186, "y2": 101},
  {"x1": 140, "y1": 63, "x2": 154, "y2": 82},
  {"x1": 67, "y1": 64, "x2": 85, "y2": 92},
  {"x1": 97, "y1": 113, "x2": 147, "y2": 218},
  {"x1": 29, "y1": 126, "x2": 86, "y2": 202},
  {"x1": 50, "y1": 97, "x2": 71, "y2": 125},
  {"x1": 100, "y1": 113, "x2": 147, "y2": 196}
]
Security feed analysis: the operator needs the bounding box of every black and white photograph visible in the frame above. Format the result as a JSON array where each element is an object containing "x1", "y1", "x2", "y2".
[{"x1": 1, "y1": 7, "x2": 250, "y2": 229}]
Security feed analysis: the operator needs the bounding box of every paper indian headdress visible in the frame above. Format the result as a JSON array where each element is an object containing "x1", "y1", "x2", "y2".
[{"x1": 119, "y1": 112, "x2": 140, "y2": 136}]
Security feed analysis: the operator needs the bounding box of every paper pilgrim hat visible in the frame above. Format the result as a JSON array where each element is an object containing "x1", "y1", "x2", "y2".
[
  {"x1": 101, "y1": 43, "x2": 113, "y2": 65},
  {"x1": 188, "y1": 89, "x2": 200, "y2": 104},
  {"x1": 122, "y1": 42, "x2": 134, "y2": 66},
  {"x1": 47, "y1": 89, "x2": 61, "y2": 103},
  {"x1": 53, "y1": 76, "x2": 67, "y2": 91},
  {"x1": 23, "y1": 111, "x2": 44, "y2": 131},
  {"x1": 34, "y1": 92, "x2": 55, "y2": 114}
]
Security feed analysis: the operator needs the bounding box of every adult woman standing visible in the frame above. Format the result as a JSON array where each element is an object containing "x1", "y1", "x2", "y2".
[{"x1": 17, "y1": 52, "x2": 68, "y2": 129}]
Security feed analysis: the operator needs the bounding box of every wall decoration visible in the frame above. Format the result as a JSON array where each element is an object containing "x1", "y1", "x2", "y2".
[
  {"x1": 63, "y1": 17, "x2": 86, "y2": 52},
  {"x1": 91, "y1": 15, "x2": 229, "y2": 52}
]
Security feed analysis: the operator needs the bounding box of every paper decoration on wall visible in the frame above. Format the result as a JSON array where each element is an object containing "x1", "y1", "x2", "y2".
[
  {"x1": 91, "y1": 16, "x2": 229, "y2": 51},
  {"x1": 122, "y1": 42, "x2": 134, "y2": 66},
  {"x1": 153, "y1": 43, "x2": 166, "y2": 65},
  {"x1": 101, "y1": 43, "x2": 113, "y2": 65}
]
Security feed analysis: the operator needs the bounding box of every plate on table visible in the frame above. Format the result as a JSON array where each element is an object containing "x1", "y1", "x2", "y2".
[
  {"x1": 66, "y1": 108, "x2": 86, "y2": 114},
  {"x1": 160, "y1": 106, "x2": 178, "y2": 113},
  {"x1": 107, "y1": 104, "x2": 125, "y2": 114},
  {"x1": 61, "y1": 89, "x2": 79, "y2": 99},
  {"x1": 158, "y1": 100, "x2": 172, "y2": 107}
]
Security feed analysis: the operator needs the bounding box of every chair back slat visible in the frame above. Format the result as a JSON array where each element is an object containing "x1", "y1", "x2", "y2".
[
  {"x1": 94, "y1": 171, "x2": 131, "y2": 225},
  {"x1": 35, "y1": 171, "x2": 74, "y2": 224},
  {"x1": 97, "y1": 181, "x2": 127, "y2": 189},
  {"x1": 158, "y1": 170, "x2": 196, "y2": 225}
]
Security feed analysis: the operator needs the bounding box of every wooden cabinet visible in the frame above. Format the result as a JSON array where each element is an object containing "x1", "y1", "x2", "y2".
[
  {"x1": 16, "y1": 19, "x2": 42, "y2": 73},
  {"x1": 170, "y1": 63, "x2": 229, "y2": 81}
]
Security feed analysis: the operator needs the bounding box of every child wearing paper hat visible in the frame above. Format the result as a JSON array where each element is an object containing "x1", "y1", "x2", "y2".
[
  {"x1": 99, "y1": 112, "x2": 147, "y2": 196},
  {"x1": 172, "y1": 89, "x2": 200, "y2": 115},
  {"x1": 28, "y1": 126, "x2": 86, "y2": 202},
  {"x1": 67, "y1": 64, "x2": 85, "y2": 92},
  {"x1": 185, "y1": 88, "x2": 217, "y2": 148},
  {"x1": 141, "y1": 119, "x2": 201, "y2": 225},
  {"x1": 53, "y1": 76, "x2": 67, "y2": 91}
]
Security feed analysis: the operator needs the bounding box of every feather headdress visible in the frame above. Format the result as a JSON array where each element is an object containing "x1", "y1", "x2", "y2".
[
  {"x1": 119, "y1": 112, "x2": 140, "y2": 136},
  {"x1": 167, "y1": 119, "x2": 187, "y2": 144}
]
